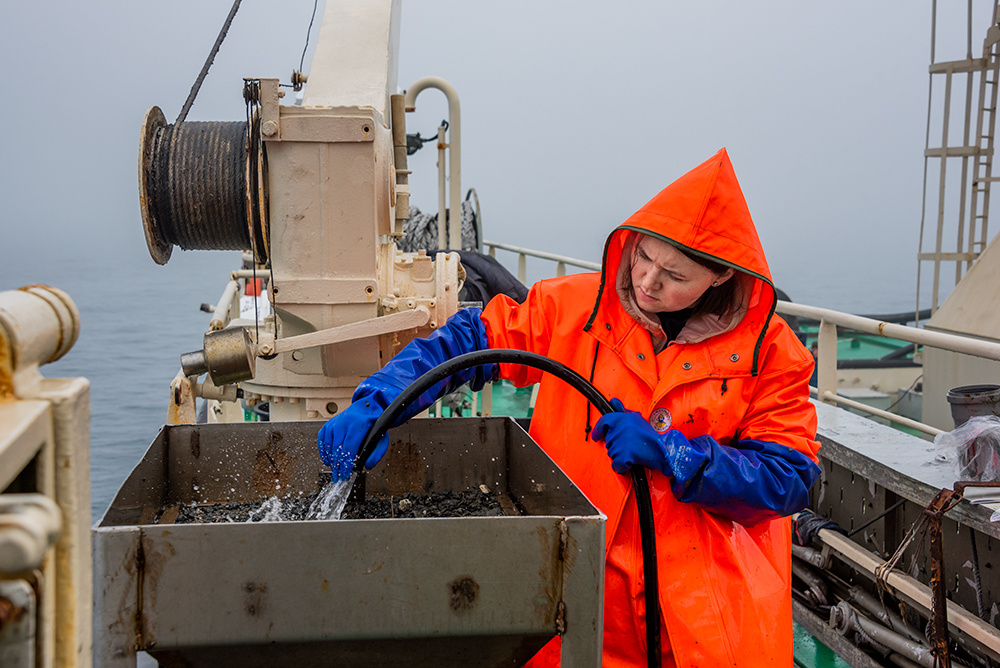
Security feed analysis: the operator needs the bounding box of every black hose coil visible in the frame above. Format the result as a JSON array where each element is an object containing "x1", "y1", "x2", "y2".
[{"x1": 355, "y1": 348, "x2": 663, "y2": 668}]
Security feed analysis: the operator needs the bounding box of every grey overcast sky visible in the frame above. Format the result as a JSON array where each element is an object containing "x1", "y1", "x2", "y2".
[{"x1": 0, "y1": 1, "x2": 990, "y2": 313}]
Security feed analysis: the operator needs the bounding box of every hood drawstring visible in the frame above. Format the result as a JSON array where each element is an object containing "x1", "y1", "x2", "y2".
[{"x1": 584, "y1": 340, "x2": 601, "y2": 438}]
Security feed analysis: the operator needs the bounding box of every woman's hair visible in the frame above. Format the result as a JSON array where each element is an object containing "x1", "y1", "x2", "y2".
[
  {"x1": 624, "y1": 232, "x2": 741, "y2": 318},
  {"x1": 680, "y1": 247, "x2": 740, "y2": 317}
]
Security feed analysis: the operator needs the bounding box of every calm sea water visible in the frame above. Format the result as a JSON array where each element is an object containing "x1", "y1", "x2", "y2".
[
  {"x1": 2, "y1": 238, "x2": 239, "y2": 520},
  {"x1": 2, "y1": 234, "x2": 919, "y2": 522}
]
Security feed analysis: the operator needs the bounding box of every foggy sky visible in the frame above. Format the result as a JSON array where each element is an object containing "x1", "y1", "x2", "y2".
[{"x1": 1, "y1": 1, "x2": 987, "y2": 313}]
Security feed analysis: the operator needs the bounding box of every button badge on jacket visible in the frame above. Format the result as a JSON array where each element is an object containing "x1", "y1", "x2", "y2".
[{"x1": 649, "y1": 407, "x2": 672, "y2": 433}]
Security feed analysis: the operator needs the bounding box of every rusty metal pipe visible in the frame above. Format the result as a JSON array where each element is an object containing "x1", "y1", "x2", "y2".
[
  {"x1": 804, "y1": 520, "x2": 1000, "y2": 661},
  {"x1": 791, "y1": 543, "x2": 830, "y2": 569},
  {"x1": 888, "y1": 653, "x2": 925, "y2": 668}
]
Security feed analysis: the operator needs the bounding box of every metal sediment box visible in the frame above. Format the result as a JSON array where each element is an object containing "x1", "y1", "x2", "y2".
[{"x1": 94, "y1": 418, "x2": 605, "y2": 667}]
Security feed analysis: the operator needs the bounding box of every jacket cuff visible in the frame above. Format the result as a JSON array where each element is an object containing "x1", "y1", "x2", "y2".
[{"x1": 667, "y1": 435, "x2": 821, "y2": 525}]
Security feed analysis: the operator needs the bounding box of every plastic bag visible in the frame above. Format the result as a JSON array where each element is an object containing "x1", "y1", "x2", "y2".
[{"x1": 933, "y1": 415, "x2": 1000, "y2": 482}]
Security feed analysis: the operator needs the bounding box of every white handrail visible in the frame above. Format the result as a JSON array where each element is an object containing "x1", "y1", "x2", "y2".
[
  {"x1": 777, "y1": 301, "x2": 1000, "y2": 361},
  {"x1": 778, "y1": 300, "x2": 1000, "y2": 433},
  {"x1": 484, "y1": 240, "x2": 600, "y2": 283},
  {"x1": 813, "y1": 388, "x2": 944, "y2": 437}
]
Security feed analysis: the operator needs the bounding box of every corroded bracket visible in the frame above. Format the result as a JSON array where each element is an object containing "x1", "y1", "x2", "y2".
[{"x1": 923, "y1": 481, "x2": 1000, "y2": 668}]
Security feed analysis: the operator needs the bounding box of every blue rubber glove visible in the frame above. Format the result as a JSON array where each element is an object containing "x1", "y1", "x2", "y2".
[
  {"x1": 318, "y1": 308, "x2": 497, "y2": 481},
  {"x1": 590, "y1": 399, "x2": 672, "y2": 476},
  {"x1": 317, "y1": 393, "x2": 390, "y2": 481},
  {"x1": 591, "y1": 398, "x2": 821, "y2": 524}
]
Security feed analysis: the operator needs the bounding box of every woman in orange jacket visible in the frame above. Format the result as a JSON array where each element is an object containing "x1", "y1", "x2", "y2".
[{"x1": 320, "y1": 148, "x2": 821, "y2": 667}]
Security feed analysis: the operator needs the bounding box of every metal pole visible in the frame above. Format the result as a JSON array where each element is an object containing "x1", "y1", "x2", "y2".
[
  {"x1": 437, "y1": 122, "x2": 447, "y2": 250},
  {"x1": 404, "y1": 77, "x2": 462, "y2": 250}
]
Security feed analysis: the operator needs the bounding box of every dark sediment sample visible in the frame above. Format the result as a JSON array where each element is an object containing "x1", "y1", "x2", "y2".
[
  {"x1": 166, "y1": 495, "x2": 317, "y2": 524},
  {"x1": 343, "y1": 489, "x2": 505, "y2": 520},
  {"x1": 160, "y1": 488, "x2": 508, "y2": 524}
]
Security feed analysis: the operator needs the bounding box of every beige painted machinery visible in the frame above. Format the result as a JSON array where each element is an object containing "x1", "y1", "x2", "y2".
[
  {"x1": 139, "y1": 0, "x2": 463, "y2": 423},
  {"x1": 0, "y1": 285, "x2": 91, "y2": 667}
]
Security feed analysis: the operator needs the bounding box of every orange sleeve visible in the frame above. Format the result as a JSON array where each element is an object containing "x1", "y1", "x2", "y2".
[{"x1": 479, "y1": 283, "x2": 558, "y2": 388}]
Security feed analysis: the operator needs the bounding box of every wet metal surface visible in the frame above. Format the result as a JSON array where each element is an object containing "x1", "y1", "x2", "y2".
[
  {"x1": 93, "y1": 418, "x2": 605, "y2": 667},
  {"x1": 805, "y1": 402, "x2": 1000, "y2": 664}
]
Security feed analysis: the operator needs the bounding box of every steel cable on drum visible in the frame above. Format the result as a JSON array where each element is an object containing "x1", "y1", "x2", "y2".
[{"x1": 146, "y1": 120, "x2": 252, "y2": 252}]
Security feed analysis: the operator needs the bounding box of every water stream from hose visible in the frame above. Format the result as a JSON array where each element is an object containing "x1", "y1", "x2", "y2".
[{"x1": 306, "y1": 473, "x2": 357, "y2": 520}]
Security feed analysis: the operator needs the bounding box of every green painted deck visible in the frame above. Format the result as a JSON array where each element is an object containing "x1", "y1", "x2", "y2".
[
  {"x1": 429, "y1": 380, "x2": 535, "y2": 418},
  {"x1": 801, "y1": 327, "x2": 916, "y2": 362},
  {"x1": 794, "y1": 622, "x2": 852, "y2": 668}
]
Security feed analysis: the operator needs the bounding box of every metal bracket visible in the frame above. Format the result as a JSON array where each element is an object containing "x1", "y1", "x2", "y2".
[
  {"x1": 259, "y1": 307, "x2": 430, "y2": 357},
  {"x1": 922, "y1": 481, "x2": 1000, "y2": 668}
]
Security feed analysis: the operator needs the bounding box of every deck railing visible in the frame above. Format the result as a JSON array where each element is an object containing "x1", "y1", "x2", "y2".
[
  {"x1": 476, "y1": 246, "x2": 1000, "y2": 435},
  {"x1": 484, "y1": 240, "x2": 600, "y2": 283},
  {"x1": 210, "y1": 246, "x2": 1000, "y2": 434},
  {"x1": 777, "y1": 301, "x2": 1000, "y2": 436}
]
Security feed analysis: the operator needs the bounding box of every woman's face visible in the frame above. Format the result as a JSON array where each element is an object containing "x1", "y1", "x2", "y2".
[{"x1": 630, "y1": 235, "x2": 734, "y2": 316}]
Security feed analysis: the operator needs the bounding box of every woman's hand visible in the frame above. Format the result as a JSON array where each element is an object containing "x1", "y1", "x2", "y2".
[
  {"x1": 590, "y1": 398, "x2": 674, "y2": 476},
  {"x1": 591, "y1": 397, "x2": 821, "y2": 524},
  {"x1": 318, "y1": 392, "x2": 391, "y2": 481}
]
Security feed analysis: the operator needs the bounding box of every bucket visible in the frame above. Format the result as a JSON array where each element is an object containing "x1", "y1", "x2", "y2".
[
  {"x1": 946, "y1": 384, "x2": 1000, "y2": 480},
  {"x1": 946, "y1": 384, "x2": 1000, "y2": 428}
]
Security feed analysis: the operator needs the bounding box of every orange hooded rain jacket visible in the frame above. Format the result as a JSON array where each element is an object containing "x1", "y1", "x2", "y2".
[{"x1": 480, "y1": 148, "x2": 820, "y2": 667}]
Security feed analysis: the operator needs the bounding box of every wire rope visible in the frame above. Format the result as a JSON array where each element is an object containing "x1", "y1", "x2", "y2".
[
  {"x1": 299, "y1": 0, "x2": 320, "y2": 75},
  {"x1": 177, "y1": 0, "x2": 244, "y2": 123}
]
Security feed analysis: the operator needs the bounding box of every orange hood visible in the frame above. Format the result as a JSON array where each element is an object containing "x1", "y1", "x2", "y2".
[{"x1": 585, "y1": 147, "x2": 777, "y2": 373}]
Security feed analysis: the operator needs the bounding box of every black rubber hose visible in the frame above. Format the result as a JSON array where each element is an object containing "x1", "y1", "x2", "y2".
[{"x1": 354, "y1": 348, "x2": 662, "y2": 668}]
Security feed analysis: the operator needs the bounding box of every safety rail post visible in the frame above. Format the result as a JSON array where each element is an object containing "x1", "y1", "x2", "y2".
[{"x1": 816, "y1": 318, "x2": 838, "y2": 405}]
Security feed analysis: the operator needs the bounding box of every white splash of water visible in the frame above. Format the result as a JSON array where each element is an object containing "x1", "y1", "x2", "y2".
[
  {"x1": 248, "y1": 496, "x2": 285, "y2": 522},
  {"x1": 306, "y1": 473, "x2": 356, "y2": 520}
]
